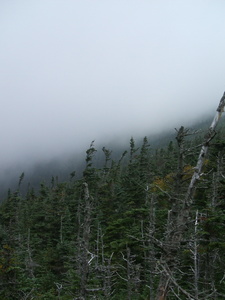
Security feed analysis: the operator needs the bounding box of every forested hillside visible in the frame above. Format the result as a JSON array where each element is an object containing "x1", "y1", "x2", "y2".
[
  {"x1": 0, "y1": 116, "x2": 213, "y2": 201},
  {"x1": 1, "y1": 113, "x2": 225, "y2": 299}
]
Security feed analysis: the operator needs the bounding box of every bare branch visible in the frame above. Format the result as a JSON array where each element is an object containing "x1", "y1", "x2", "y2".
[{"x1": 159, "y1": 263, "x2": 197, "y2": 300}]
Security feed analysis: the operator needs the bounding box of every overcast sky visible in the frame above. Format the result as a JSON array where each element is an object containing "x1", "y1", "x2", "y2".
[{"x1": 1, "y1": 0, "x2": 225, "y2": 169}]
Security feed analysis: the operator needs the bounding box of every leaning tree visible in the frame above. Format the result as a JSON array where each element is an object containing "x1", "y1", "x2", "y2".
[{"x1": 156, "y1": 92, "x2": 225, "y2": 300}]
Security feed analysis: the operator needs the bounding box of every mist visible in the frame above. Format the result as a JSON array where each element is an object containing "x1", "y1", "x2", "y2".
[{"x1": 1, "y1": 0, "x2": 225, "y2": 175}]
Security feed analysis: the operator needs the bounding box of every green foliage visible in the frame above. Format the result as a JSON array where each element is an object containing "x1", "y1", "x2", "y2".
[{"x1": 0, "y1": 132, "x2": 225, "y2": 298}]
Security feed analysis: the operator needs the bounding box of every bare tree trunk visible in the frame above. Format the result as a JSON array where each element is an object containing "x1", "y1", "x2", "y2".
[
  {"x1": 185, "y1": 92, "x2": 225, "y2": 206},
  {"x1": 155, "y1": 92, "x2": 225, "y2": 300},
  {"x1": 156, "y1": 126, "x2": 188, "y2": 300},
  {"x1": 126, "y1": 247, "x2": 132, "y2": 300},
  {"x1": 192, "y1": 210, "x2": 199, "y2": 300},
  {"x1": 26, "y1": 228, "x2": 35, "y2": 279},
  {"x1": 102, "y1": 253, "x2": 115, "y2": 299},
  {"x1": 146, "y1": 193, "x2": 157, "y2": 300},
  {"x1": 76, "y1": 182, "x2": 93, "y2": 299}
]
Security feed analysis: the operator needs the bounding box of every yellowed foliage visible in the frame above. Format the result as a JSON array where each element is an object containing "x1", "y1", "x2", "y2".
[
  {"x1": 152, "y1": 165, "x2": 197, "y2": 193},
  {"x1": 151, "y1": 177, "x2": 167, "y2": 192},
  {"x1": 151, "y1": 173, "x2": 174, "y2": 192},
  {"x1": 182, "y1": 165, "x2": 194, "y2": 180}
]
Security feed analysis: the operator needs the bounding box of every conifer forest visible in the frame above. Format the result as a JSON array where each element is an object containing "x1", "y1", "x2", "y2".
[{"x1": 1, "y1": 96, "x2": 225, "y2": 299}]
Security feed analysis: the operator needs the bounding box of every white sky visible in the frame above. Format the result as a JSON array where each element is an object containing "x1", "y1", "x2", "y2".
[{"x1": 1, "y1": 0, "x2": 225, "y2": 168}]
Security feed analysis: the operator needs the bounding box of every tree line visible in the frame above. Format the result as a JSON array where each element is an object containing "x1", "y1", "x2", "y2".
[{"x1": 1, "y1": 96, "x2": 225, "y2": 299}]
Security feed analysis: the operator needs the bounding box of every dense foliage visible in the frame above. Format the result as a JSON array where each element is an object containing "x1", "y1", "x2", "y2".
[{"x1": 0, "y1": 127, "x2": 225, "y2": 299}]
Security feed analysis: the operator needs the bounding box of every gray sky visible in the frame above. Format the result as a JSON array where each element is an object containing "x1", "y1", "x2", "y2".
[{"x1": 1, "y1": 0, "x2": 225, "y2": 169}]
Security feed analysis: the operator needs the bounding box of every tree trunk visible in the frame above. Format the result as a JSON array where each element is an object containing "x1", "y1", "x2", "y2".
[
  {"x1": 155, "y1": 92, "x2": 225, "y2": 300},
  {"x1": 77, "y1": 182, "x2": 92, "y2": 299}
]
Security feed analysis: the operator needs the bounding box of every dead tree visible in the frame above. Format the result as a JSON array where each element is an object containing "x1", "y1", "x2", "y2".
[
  {"x1": 155, "y1": 92, "x2": 225, "y2": 300},
  {"x1": 76, "y1": 182, "x2": 93, "y2": 299},
  {"x1": 95, "y1": 223, "x2": 115, "y2": 299},
  {"x1": 117, "y1": 246, "x2": 141, "y2": 300}
]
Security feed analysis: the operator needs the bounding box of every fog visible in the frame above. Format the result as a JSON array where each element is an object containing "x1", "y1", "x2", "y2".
[{"x1": 1, "y1": 0, "x2": 225, "y2": 173}]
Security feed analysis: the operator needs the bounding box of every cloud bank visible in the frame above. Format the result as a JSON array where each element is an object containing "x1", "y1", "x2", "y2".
[{"x1": 1, "y1": 0, "x2": 225, "y2": 170}]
